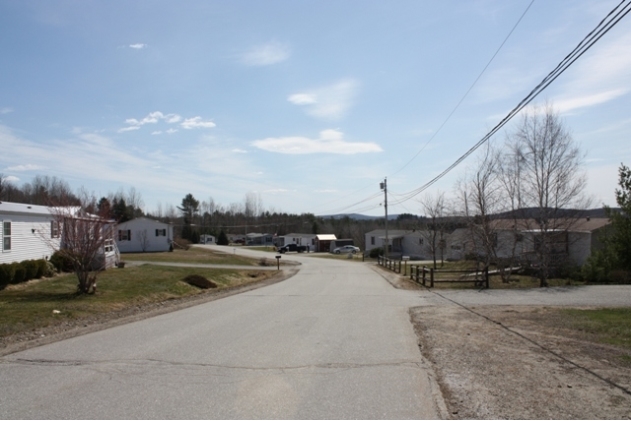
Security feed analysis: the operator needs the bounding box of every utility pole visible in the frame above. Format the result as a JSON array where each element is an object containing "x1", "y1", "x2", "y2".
[{"x1": 380, "y1": 178, "x2": 388, "y2": 259}]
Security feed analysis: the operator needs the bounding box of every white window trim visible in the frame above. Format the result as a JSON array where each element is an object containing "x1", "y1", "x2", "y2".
[{"x1": 2, "y1": 220, "x2": 11, "y2": 252}]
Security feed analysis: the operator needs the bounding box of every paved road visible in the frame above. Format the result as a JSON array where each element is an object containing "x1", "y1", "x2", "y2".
[
  {"x1": 0, "y1": 246, "x2": 443, "y2": 419},
  {"x1": 2, "y1": 245, "x2": 629, "y2": 419}
]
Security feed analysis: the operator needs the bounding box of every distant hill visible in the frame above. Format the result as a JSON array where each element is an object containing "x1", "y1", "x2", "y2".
[
  {"x1": 320, "y1": 208, "x2": 617, "y2": 222},
  {"x1": 319, "y1": 213, "x2": 399, "y2": 221},
  {"x1": 491, "y1": 207, "x2": 617, "y2": 220}
]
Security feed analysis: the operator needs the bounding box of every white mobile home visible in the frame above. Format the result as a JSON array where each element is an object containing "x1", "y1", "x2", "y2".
[
  {"x1": 0, "y1": 201, "x2": 60, "y2": 264},
  {"x1": 0, "y1": 201, "x2": 118, "y2": 269},
  {"x1": 116, "y1": 217, "x2": 173, "y2": 253},
  {"x1": 200, "y1": 234, "x2": 215, "y2": 244}
]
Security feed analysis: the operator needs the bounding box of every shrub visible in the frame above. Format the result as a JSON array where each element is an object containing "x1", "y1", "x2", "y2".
[
  {"x1": 36, "y1": 259, "x2": 48, "y2": 278},
  {"x1": 0, "y1": 263, "x2": 16, "y2": 289},
  {"x1": 11, "y1": 262, "x2": 26, "y2": 284},
  {"x1": 369, "y1": 247, "x2": 383, "y2": 259},
  {"x1": 22, "y1": 260, "x2": 39, "y2": 280},
  {"x1": 50, "y1": 251, "x2": 74, "y2": 273},
  {"x1": 183, "y1": 274, "x2": 217, "y2": 289},
  {"x1": 173, "y1": 238, "x2": 192, "y2": 250},
  {"x1": 44, "y1": 260, "x2": 56, "y2": 277}
]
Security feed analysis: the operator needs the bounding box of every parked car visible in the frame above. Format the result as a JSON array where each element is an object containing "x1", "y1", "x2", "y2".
[
  {"x1": 333, "y1": 245, "x2": 360, "y2": 254},
  {"x1": 277, "y1": 243, "x2": 307, "y2": 254}
]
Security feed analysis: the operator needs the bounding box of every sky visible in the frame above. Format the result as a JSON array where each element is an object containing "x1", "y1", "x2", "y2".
[{"x1": 1, "y1": 0, "x2": 630, "y2": 217}]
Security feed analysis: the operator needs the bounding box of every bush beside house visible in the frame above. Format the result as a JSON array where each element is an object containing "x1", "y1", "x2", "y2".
[{"x1": 0, "y1": 258, "x2": 54, "y2": 289}]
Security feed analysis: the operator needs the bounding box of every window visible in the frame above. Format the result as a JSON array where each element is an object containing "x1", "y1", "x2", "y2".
[
  {"x1": 51, "y1": 221, "x2": 60, "y2": 238},
  {"x1": 155, "y1": 229, "x2": 166, "y2": 236},
  {"x1": 2, "y1": 221, "x2": 11, "y2": 251},
  {"x1": 371, "y1": 236, "x2": 375, "y2": 245},
  {"x1": 104, "y1": 239, "x2": 114, "y2": 252},
  {"x1": 118, "y1": 230, "x2": 131, "y2": 241},
  {"x1": 419, "y1": 238, "x2": 424, "y2": 245}
]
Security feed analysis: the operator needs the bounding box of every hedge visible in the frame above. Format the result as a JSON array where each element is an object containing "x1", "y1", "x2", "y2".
[{"x1": 0, "y1": 258, "x2": 53, "y2": 288}]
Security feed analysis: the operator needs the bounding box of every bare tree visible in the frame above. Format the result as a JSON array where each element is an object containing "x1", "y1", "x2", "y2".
[
  {"x1": 126, "y1": 187, "x2": 144, "y2": 217},
  {"x1": 511, "y1": 104, "x2": 590, "y2": 286},
  {"x1": 0, "y1": 173, "x2": 12, "y2": 201},
  {"x1": 455, "y1": 144, "x2": 503, "y2": 270},
  {"x1": 420, "y1": 191, "x2": 447, "y2": 269},
  {"x1": 137, "y1": 229, "x2": 149, "y2": 252},
  {"x1": 46, "y1": 192, "x2": 116, "y2": 294}
]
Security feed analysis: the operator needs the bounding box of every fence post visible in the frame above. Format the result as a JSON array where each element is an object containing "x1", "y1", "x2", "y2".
[
  {"x1": 430, "y1": 268, "x2": 434, "y2": 288},
  {"x1": 416, "y1": 266, "x2": 420, "y2": 284},
  {"x1": 485, "y1": 266, "x2": 489, "y2": 289},
  {"x1": 422, "y1": 265, "x2": 426, "y2": 286}
]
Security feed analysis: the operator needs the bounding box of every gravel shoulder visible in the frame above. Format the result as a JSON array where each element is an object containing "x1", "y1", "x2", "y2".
[{"x1": 410, "y1": 304, "x2": 631, "y2": 419}]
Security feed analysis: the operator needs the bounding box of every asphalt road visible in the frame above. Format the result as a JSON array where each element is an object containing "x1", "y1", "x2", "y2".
[
  {"x1": 2, "y1": 245, "x2": 629, "y2": 419},
  {"x1": 0, "y1": 247, "x2": 444, "y2": 419}
]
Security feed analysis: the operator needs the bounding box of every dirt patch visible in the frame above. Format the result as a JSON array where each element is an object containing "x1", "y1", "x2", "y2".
[
  {"x1": 411, "y1": 304, "x2": 631, "y2": 419},
  {"x1": 0, "y1": 267, "x2": 298, "y2": 357}
]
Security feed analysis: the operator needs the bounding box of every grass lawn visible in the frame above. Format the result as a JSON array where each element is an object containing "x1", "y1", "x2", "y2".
[
  {"x1": 247, "y1": 246, "x2": 278, "y2": 253},
  {"x1": 122, "y1": 246, "x2": 259, "y2": 266},
  {"x1": 0, "y1": 264, "x2": 274, "y2": 339},
  {"x1": 560, "y1": 308, "x2": 631, "y2": 350}
]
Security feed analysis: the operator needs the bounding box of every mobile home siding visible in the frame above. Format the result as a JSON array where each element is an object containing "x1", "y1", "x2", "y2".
[
  {"x1": 0, "y1": 216, "x2": 59, "y2": 264},
  {"x1": 116, "y1": 218, "x2": 173, "y2": 253}
]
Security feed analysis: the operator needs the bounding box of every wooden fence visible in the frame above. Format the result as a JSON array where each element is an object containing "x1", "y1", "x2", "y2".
[{"x1": 408, "y1": 265, "x2": 489, "y2": 289}]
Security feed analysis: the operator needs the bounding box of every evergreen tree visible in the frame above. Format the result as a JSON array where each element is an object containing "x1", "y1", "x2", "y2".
[
  {"x1": 217, "y1": 230, "x2": 229, "y2": 245},
  {"x1": 606, "y1": 163, "x2": 631, "y2": 270}
]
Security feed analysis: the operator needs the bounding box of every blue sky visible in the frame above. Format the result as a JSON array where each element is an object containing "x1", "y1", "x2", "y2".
[{"x1": 1, "y1": 0, "x2": 630, "y2": 216}]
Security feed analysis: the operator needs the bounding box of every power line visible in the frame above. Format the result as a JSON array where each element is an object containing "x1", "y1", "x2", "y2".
[
  {"x1": 390, "y1": 0, "x2": 535, "y2": 178},
  {"x1": 314, "y1": 0, "x2": 535, "y2": 216},
  {"x1": 390, "y1": 0, "x2": 631, "y2": 206}
]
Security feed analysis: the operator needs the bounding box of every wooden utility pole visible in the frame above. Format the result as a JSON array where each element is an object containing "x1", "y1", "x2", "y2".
[{"x1": 380, "y1": 178, "x2": 388, "y2": 259}]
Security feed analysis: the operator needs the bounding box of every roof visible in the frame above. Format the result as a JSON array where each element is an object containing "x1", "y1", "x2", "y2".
[
  {"x1": 0, "y1": 201, "x2": 86, "y2": 218},
  {"x1": 117, "y1": 217, "x2": 172, "y2": 227},
  {"x1": 316, "y1": 234, "x2": 337, "y2": 241},
  {"x1": 0, "y1": 201, "x2": 54, "y2": 216},
  {"x1": 489, "y1": 217, "x2": 610, "y2": 232},
  {"x1": 366, "y1": 229, "x2": 411, "y2": 237},
  {"x1": 284, "y1": 233, "x2": 317, "y2": 238}
]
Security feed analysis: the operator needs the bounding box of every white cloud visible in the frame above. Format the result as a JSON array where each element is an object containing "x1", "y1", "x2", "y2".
[
  {"x1": 550, "y1": 32, "x2": 631, "y2": 114},
  {"x1": 4, "y1": 164, "x2": 44, "y2": 171},
  {"x1": 288, "y1": 79, "x2": 359, "y2": 120},
  {"x1": 181, "y1": 117, "x2": 216, "y2": 129},
  {"x1": 1, "y1": 107, "x2": 13, "y2": 114},
  {"x1": 554, "y1": 89, "x2": 628, "y2": 114},
  {"x1": 118, "y1": 126, "x2": 141, "y2": 133},
  {"x1": 252, "y1": 129, "x2": 382, "y2": 155},
  {"x1": 119, "y1": 111, "x2": 186, "y2": 132},
  {"x1": 241, "y1": 41, "x2": 290, "y2": 66},
  {"x1": 4, "y1": 175, "x2": 19, "y2": 183},
  {"x1": 129, "y1": 43, "x2": 147, "y2": 49},
  {"x1": 232, "y1": 149, "x2": 248, "y2": 154},
  {"x1": 166, "y1": 128, "x2": 178, "y2": 134},
  {"x1": 151, "y1": 131, "x2": 162, "y2": 135},
  {"x1": 264, "y1": 188, "x2": 291, "y2": 194},
  {"x1": 287, "y1": 94, "x2": 316, "y2": 105}
]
